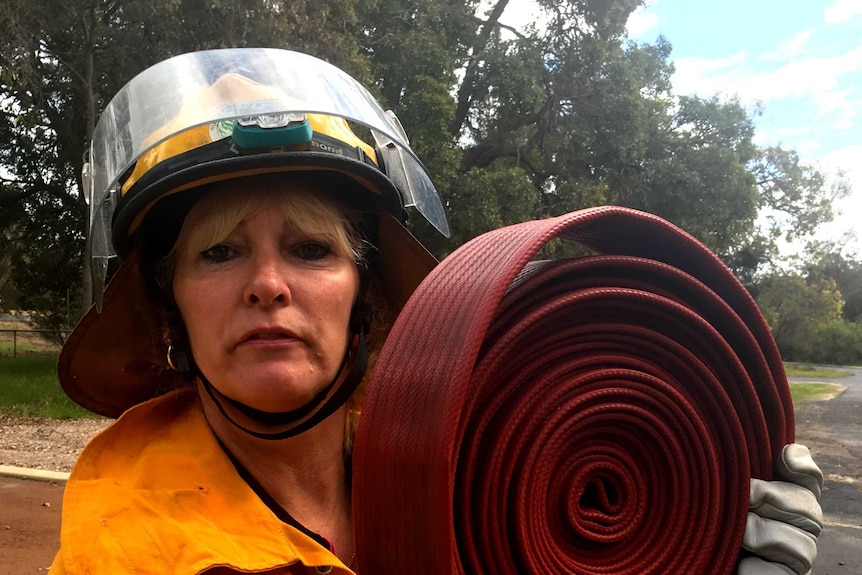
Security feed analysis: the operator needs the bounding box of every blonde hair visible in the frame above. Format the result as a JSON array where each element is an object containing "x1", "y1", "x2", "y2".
[{"x1": 157, "y1": 177, "x2": 367, "y2": 285}]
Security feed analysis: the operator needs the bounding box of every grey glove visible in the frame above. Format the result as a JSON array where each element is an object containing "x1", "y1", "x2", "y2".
[{"x1": 738, "y1": 443, "x2": 824, "y2": 575}]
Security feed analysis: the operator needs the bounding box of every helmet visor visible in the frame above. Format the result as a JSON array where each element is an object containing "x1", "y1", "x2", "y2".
[{"x1": 88, "y1": 48, "x2": 449, "y2": 307}]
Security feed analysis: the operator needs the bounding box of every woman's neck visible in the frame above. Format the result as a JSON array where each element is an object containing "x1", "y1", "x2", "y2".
[{"x1": 198, "y1": 388, "x2": 354, "y2": 562}]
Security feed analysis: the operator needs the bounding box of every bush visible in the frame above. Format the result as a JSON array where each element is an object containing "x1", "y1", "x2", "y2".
[{"x1": 807, "y1": 319, "x2": 862, "y2": 366}]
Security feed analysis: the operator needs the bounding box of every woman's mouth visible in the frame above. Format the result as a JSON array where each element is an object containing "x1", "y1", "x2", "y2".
[
  {"x1": 239, "y1": 328, "x2": 300, "y2": 346},
  {"x1": 248, "y1": 332, "x2": 290, "y2": 340}
]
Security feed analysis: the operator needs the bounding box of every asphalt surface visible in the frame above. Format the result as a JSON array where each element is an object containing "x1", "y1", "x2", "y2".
[{"x1": 792, "y1": 367, "x2": 862, "y2": 574}]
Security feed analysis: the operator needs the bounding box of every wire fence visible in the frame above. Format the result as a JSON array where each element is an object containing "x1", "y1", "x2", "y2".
[{"x1": 0, "y1": 328, "x2": 65, "y2": 357}]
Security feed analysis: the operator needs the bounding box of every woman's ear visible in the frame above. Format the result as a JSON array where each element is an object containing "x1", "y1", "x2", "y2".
[{"x1": 160, "y1": 322, "x2": 173, "y2": 350}]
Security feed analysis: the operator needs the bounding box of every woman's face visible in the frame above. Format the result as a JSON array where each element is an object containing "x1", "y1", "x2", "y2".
[{"x1": 171, "y1": 180, "x2": 361, "y2": 413}]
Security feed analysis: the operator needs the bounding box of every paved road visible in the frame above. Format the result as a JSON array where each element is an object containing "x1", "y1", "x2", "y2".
[{"x1": 792, "y1": 367, "x2": 862, "y2": 574}]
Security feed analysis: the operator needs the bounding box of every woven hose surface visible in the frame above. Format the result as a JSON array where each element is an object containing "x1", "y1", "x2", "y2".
[{"x1": 353, "y1": 206, "x2": 794, "y2": 574}]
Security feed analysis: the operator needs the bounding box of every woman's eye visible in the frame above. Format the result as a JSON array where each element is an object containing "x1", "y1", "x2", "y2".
[
  {"x1": 200, "y1": 244, "x2": 234, "y2": 263},
  {"x1": 296, "y1": 242, "x2": 332, "y2": 261}
]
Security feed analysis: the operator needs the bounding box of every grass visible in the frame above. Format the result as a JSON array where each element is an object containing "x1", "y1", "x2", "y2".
[
  {"x1": 0, "y1": 355, "x2": 95, "y2": 419},
  {"x1": 789, "y1": 382, "x2": 847, "y2": 403},
  {"x1": 0, "y1": 340, "x2": 59, "y2": 355},
  {"x1": 0, "y1": 321, "x2": 63, "y2": 356},
  {"x1": 783, "y1": 363, "x2": 853, "y2": 379}
]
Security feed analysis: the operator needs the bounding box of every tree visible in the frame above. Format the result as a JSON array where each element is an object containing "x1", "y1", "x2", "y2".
[
  {"x1": 632, "y1": 95, "x2": 759, "y2": 258},
  {"x1": 804, "y1": 240, "x2": 862, "y2": 322},
  {"x1": 754, "y1": 146, "x2": 850, "y2": 243},
  {"x1": 442, "y1": 2, "x2": 686, "y2": 253},
  {"x1": 809, "y1": 319, "x2": 862, "y2": 366},
  {"x1": 729, "y1": 147, "x2": 853, "y2": 282},
  {"x1": 444, "y1": 1, "x2": 847, "y2": 275},
  {"x1": 440, "y1": 2, "x2": 772, "y2": 260},
  {"x1": 754, "y1": 273, "x2": 844, "y2": 361}
]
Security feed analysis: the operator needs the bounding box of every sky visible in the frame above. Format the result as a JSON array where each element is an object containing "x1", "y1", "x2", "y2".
[{"x1": 491, "y1": 0, "x2": 862, "y2": 255}]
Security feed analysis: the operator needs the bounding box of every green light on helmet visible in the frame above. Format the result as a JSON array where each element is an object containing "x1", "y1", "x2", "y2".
[{"x1": 232, "y1": 113, "x2": 313, "y2": 151}]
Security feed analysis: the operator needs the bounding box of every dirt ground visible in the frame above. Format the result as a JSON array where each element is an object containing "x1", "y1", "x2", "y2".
[
  {"x1": 0, "y1": 475, "x2": 64, "y2": 573},
  {"x1": 0, "y1": 416, "x2": 109, "y2": 574},
  {"x1": 0, "y1": 415, "x2": 110, "y2": 473},
  {"x1": 1, "y1": 372, "x2": 861, "y2": 575}
]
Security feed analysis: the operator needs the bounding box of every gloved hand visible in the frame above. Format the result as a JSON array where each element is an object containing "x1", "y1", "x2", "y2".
[{"x1": 738, "y1": 443, "x2": 824, "y2": 575}]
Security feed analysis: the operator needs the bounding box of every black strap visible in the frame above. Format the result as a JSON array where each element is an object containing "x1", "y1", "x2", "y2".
[
  {"x1": 200, "y1": 329, "x2": 369, "y2": 440},
  {"x1": 217, "y1": 345, "x2": 352, "y2": 425},
  {"x1": 216, "y1": 434, "x2": 335, "y2": 551}
]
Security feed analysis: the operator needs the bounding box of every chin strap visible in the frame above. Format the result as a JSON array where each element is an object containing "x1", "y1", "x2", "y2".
[{"x1": 171, "y1": 301, "x2": 372, "y2": 440}]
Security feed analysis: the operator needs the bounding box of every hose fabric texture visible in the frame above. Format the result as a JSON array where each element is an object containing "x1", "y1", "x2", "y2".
[{"x1": 353, "y1": 206, "x2": 794, "y2": 575}]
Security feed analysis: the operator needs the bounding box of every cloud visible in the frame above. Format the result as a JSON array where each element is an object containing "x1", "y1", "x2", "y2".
[
  {"x1": 820, "y1": 145, "x2": 862, "y2": 176},
  {"x1": 670, "y1": 45, "x2": 862, "y2": 131},
  {"x1": 773, "y1": 126, "x2": 813, "y2": 139},
  {"x1": 812, "y1": 88, "x2": 855, "y2": 117},
  {"x1": 752, "y1": 125, "x2": 820, "y2": 153},
  {"x1": 761, "y1": 29, "x2": 814, "y2": 61},
  {"x1": 627, "y1": 1, "x2": 660, "y2": 38},
  {"x1": 794, "y1": 139, "x2": 823, "y2": 154},
  {"x1": 670, "y1": 52, "x2": 748, "y2": 96},
  {"x1": 752, "y1": 131, "x2": 821, "y2": 154},
  {"x1": 825, "y1": 0, "x2": 862, "y2": 24}
]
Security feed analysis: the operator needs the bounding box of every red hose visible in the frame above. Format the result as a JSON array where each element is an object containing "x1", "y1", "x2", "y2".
[{"x1": 353, "y1": 206, "x2": 793, "y2": 574}]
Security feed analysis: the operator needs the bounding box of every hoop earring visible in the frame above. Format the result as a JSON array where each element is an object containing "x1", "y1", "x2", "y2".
[
  {"x1": 166, "y1": 344, "x2": 178, "y2": 371},
  {"x1": 166, "y1": 344, "x2": 192, "y2": 374}
]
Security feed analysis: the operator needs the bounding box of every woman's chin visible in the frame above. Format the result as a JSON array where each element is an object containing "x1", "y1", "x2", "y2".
[{"x1": 210, "y1": 374, "x2": 331, "y2": 414}]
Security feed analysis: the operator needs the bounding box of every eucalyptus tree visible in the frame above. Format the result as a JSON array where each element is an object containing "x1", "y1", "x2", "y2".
[{"x1": 441, "y1": 0, "x2": 846, "y2": 270}]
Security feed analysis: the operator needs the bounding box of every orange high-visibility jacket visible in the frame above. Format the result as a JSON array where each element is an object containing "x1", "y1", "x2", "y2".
[{"x1": 49, "y1": 388, "x2": 352, "y2": 575}]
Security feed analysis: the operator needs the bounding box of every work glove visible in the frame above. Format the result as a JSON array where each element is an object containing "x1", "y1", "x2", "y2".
[{"x1": 738, "y1": 443, "x2": 824, "y2": 575}]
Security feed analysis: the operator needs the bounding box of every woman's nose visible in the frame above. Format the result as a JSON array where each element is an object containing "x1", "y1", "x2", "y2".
[{"x1": 244, "y1": 255, "x2": 290, "y2": 306}]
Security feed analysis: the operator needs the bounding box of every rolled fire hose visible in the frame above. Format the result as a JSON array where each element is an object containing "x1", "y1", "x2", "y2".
[{"x1": 353, "y1": 206, "x2": 794, "y2": 574}]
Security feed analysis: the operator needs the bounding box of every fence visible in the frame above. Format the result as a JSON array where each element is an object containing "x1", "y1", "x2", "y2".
[{"x1": 0, "y1": 329, "x2": 65, "y2": 357}]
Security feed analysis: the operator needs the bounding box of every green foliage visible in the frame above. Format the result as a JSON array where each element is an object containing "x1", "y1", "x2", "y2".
[
  {"x1": 803, "y1": 242, "x2": 862, "y2": 322},
  {"x1": 449, "y1": 164, "x2": 538, "y2": 247},
  {"x1": 0, "y1": 355, "x2": 94, "y2": 418},
  {"x1": 755, "y1": 273, "x2": 844, "y2": 361},
  {"x1": 450, "y1": 6, "x2": 779, "y2": 261},
  {"x1": 752, "y1": 242, "x2": 862, "y2": 366},
  {"x1": 754, "y1": 147, "x2": 850, "y2": 242},
  {"x1": 641, "y1": 96, "x2": 758, "y2": 257},
  {"x1": 807, "y1": 319, "x2": 862, "y2": 366}
]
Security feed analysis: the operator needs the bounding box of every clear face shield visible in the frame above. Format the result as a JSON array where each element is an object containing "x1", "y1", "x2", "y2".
[{"x1": 85, "y1": 48, "x2": 449, "y2": 310}]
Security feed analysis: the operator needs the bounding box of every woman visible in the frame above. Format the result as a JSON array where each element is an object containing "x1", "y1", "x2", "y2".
[
  {"x1": 53, "y1": 48, "x2": 441, "y2": 574},
  {"x1": 52, "y1": 48, "x2": 821, "y2": 574}
]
